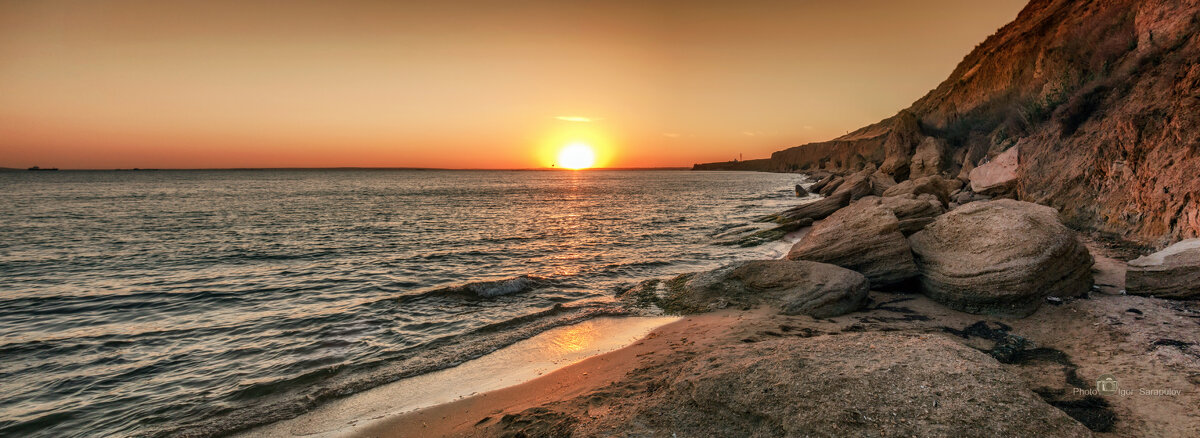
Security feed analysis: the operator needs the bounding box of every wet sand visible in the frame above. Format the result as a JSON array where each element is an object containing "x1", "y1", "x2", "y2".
[{"x1": 235, "y1": 316, "x2": 678, "y2": 438}]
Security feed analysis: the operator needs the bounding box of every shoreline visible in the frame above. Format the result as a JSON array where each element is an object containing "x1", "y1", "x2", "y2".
[
  {"x1": 340, "y1": 239, "x2": 1199, "y2": 438},
  {"x1": 236, "y1": 316, "x2": 679, "y2": 438}
]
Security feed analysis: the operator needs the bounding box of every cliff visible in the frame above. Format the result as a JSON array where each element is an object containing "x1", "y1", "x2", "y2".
[
  {"x1": 691, "y1": 158, "x2": 775, "y2": 171},
  {"x1": 703, "y1": 0, "x2": 1200, "y2": 246}
]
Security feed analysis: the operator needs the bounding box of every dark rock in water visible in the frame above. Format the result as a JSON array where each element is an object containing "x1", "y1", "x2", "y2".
[
  {"x1": 763, "y1": 190, "x2": 851, "y2": 223},
  {"x1": 794, "y1": 184, "x2": 808, "y2": 197},
  {"x1": 909, "y1": 199, "x2": 1094, "y2": 317},
  {"x1": 619, "y1": 260, "x2": 868, "y2": 317},
  {"x1": 787, "y1": 199, "x2": 918, "y2": 287},
  {"x1": 1125, "y1": 238, "x2": 1200, "y2": 299},
  {"x1": 569, "y1": 332, "x2": 1092, "y2": 438},
  {"x1": 882, "y1": 175, "x2": 955, "y2": 206}
]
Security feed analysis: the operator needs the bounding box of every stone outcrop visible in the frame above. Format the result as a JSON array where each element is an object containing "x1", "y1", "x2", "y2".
[
  {"x1": 763, "y1": 190, "x2": 851, "y2": 223},
  {"x1": 882, "y1": 175, "x2": 955, "y2": 206},
  {"x1": 1125, "y1": 238, "x2": 1200, "y2": 299},
  {"x1": 909, "y1": 200, "x2": 1094, "y2": 317},
  {"x1": 567, "y1": 332, "x2": 1093, "y2": 438},
  {"x1": 969, "y1": 146, "x2": 1019, "y2": 195},
  {"x1": 909, "y1": 136, "x2": 949, "y2": 179},
  {"x1": 869, "y1": 171, "x2": 897, "y2": 196},
  {"x1": 818, "y1": 176, "x2": 844, "y2": 196},
  {"x1": 871, "y1": 195, "x2": 946, "y2": 235},
  {"x1": 808, "y1": 174, "x2": 837, "y2": 193},
  {"x1": 620, "y1": 260, "x2": 869, "y2": 317},
  {"x1": 831, "y1": 168, "x2": 874, "y2": 200},
  {"x1": 787, "y1": 200, "x2": 918, "y2": 287},
  {"x1": 695, "y1": 0, "x2": 1200, "y2": 245}
]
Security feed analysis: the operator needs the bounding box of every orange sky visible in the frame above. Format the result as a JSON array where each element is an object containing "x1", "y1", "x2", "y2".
[{"x1": 0, "y1": 0, "x2": 1027, "y2": 169}]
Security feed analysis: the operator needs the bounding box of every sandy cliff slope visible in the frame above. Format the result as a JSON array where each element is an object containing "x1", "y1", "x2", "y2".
[{"x1": 710, "y1": 0, "x2": 1200, "y2": 246}]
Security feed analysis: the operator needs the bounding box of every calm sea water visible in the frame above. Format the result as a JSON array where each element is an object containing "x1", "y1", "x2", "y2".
[{"x1": 0, "y1": 169, "x2": 807, "y2": 437}]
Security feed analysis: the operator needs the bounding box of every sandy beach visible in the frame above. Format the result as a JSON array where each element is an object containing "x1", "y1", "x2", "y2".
[{"x1": 236, "y1": 316, "x2": 679, "y2": 438}]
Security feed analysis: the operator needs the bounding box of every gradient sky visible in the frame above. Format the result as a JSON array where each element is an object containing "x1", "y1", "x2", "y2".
[{"x1": 0, "y1": 0, "x2": 1027, "y2": 169}]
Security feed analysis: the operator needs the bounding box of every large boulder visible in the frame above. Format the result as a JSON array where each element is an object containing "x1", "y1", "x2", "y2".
[
  {"x1": 969, "y1": 146, "x2": 1019, "y2": 195},
  {"x1": 909, "y1": 200, "x2": 1094, "y2": 317},
  {"x1": 1125, "y1": 238, "x2": 1200, "y2": 299},
  {"x1": 787, "y1": 200, "x2": 918, "y2": 287},
  {"x1": 565, "y1": 332, "x2": 1093, "y2": 438},
  {"x1": 909, "y1": 136, "x2": 949, "y2": 178},
  {"x1": 620, "y1": 260, "x2": 869, "y2": 317},
  {"x1": 882, "y1": 175, "x2": 954, "y2": 206}
]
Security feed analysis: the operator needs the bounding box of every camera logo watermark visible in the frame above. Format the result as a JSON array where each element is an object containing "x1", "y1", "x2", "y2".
[
  {"x1": 1072, "y1": 374, "x2": 1182, "y2": 397},
  {"x1": 1096, "y1": 374, "x2": 1118, "y2": 395}
]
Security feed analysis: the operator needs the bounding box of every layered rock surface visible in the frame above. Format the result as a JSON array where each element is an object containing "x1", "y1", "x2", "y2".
[
  {"x1": 787, "y1": 200, "x2": 918, "y2": 287},
  {"x1": 567, "y1": 332, "x2": 1093, "y2": 438},
  {"x1": 621, "y1": 260, "x2": 868, "y2": 317},
  {"x1": 909, "y1": 199, "x2": 1094, "y2": 317},
  {"x1": 1126, "y1": 238, "x2": 1200, "y2": 299},
  {"x1": 969, "y1": 146, "x2": 1019, "y2": 195}
]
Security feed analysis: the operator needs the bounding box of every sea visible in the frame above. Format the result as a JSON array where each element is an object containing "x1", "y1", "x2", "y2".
[{"x1": 0, "y1": 169, "x2": 810, "y2": 437}]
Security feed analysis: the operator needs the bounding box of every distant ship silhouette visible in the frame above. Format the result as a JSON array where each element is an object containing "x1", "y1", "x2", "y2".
[{"x1": 27, "y1": 166, "x2": 59, "y2": 171}]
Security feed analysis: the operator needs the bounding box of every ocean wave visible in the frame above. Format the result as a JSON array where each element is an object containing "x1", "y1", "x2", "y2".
[
  {"x1": 154, "y1": 302, "x2": 627, "y2": 438},
  {"x1": 404, "y1": 275, "x2": 554, "y2": 301}
]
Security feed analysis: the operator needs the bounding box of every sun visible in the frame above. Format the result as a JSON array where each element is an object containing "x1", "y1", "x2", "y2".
[{"x1": 556, "y1": 143, "x2": 596, "y2": 169}]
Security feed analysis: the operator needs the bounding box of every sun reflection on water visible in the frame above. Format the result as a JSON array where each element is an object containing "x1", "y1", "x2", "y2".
[{"x1": 546, "y1": 321, "x2": 601, "y2": 353}]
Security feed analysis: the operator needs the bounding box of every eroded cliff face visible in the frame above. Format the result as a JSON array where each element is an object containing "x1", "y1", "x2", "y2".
[{"x1": 744, "y1": 0, "x2": 1200, "y2": 246}]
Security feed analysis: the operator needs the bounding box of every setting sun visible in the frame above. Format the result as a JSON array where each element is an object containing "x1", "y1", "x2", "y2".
[{"x1": 556, "y1": 143, "x2": 596, "y2": 169}]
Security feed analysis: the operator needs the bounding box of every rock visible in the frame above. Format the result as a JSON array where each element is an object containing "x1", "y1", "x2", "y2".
[
  {"x1": 766, "y1": 190, "x2": 852, "y2": 223},
  {"x1": 882, "y1": 175, "x2": 954, "y2": 206},
  {"x1": 953, "y1": 190, "x2": 992, "y2": 205},
  {"x1": 969, "y1": 146, "x2": 1019, "y2": 195},
  {"x1": 831, "y1": 169, "x2": 874, "y2": 200},
  {"x1": 794, "y1": 184, "x2": 808, "y2": 197},
  {"x1": 808, "y1": 174, "x2": 836, "y2": 193},
  {"x1": 869, "y1": 171, "x2": 897, "y2": 196},
  {"x1": 1125, "y1": 238, "x2": 1200, "y2": 299},
  {"x1": 569, "y1": 332, "x2": 1093, "y2": 438},
  {"x1": 734, "y1": 218, "x2": 813, "y2": 247},
  {"x1": 909, "y1": 199, "x2": 1094, "y2": 317},
  {"x1": 620, "y1": 260, "x2": 869, "y2": 317},
  {"x1": 787, "y1": 200, "x2": 918, "y2": 287},
  {"x1": 871, "y1": 195, "x2": 945, "y2": 235},
  {"x1": 909, "y1": 136, "x2": 949, "y2": 178},
  {"x1": 944, "y1": 177, "x2": 964, "y2": 192},
  {"x1": 818, "y1": 176, "x2": 844, "y2": 196}
]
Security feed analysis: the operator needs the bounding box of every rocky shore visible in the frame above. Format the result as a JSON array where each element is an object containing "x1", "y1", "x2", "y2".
[{"x1": 350, "y1": 171, "x2": 1199, "y2": 437}]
